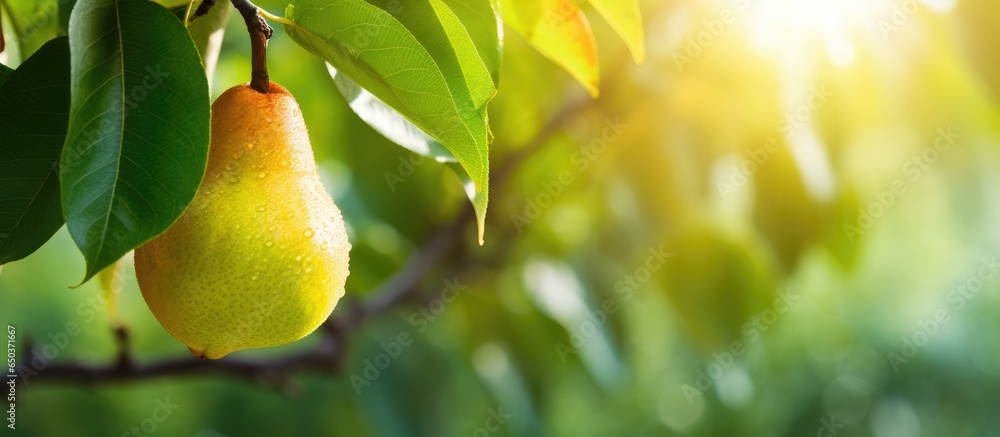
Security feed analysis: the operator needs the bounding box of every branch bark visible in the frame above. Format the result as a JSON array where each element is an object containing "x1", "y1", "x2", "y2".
[{"x1": 29, "y1": 200, "x2": 472, "y2": 386}]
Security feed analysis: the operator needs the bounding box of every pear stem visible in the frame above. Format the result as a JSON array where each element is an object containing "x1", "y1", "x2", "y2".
[{"x1": 232, "y1": 0, "x2": 272, "y2": 93}]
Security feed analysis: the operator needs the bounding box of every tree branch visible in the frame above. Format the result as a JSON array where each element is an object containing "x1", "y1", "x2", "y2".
[{"x1": 30, "y1": 218, "x2": 467, "y2": 386}]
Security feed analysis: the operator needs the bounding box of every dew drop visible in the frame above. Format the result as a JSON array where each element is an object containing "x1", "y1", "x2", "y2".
[
  {"x1": 257, "y1": 206, "x2": 267, "y2": 212},
  {"x1": 285, "y1": 212, "x2": 295, "y2": 219},
  {"x1": 247, "y1": 143, "x2": 255, "y2": 149},
  {"x1": 251, "y1": 274, "x2": 259, "y2": 281},
  {"x1": 295, "y1": 255, "x2": 302, "y2": 262},
  {"x1": 257, "y1": 172, "x2": 267, "y2": 179},
  {"x1": 304, "y1": 229, "x2": 314, "y2": 238},
  {"x1": 229, "y1": 177, "x2": 239, "y2": 184},
  {"x1": 321, "y1": 242, "x2": 329, "y2": 250},
  {"x1": 265, "y1": 117, "x2": 273, "y2": 123},
  {"x1": 265, "y1": 241, "x2": 274, "y2": 247},
  {"x1": 225, "y1": 163, "x2": 234, "y2": 171},
  {"x1": 268, "y1": 224, "x2": 277, "y2": 232},
  {"x1": 281, "y1": 161, "x2": 289, "y2": 167}
]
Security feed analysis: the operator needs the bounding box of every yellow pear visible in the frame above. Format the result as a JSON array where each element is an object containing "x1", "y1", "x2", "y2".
[{"x1": 135, "y1": 82, "x2": 350, "y2": 359}]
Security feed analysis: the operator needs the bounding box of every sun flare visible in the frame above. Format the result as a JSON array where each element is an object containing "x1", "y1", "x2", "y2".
[
  {"x1": 745, "y1": 0, "x2": 889, "y2": 67},
  {"x1": 743, "y1": 0, "x2": 958, "y2": 67}
]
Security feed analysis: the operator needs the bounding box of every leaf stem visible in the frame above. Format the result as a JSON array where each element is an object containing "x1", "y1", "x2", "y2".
[
  {"x1": 183, "y1": 0, "x2": 195, "y2": 27},
  {"x1": 231, "y1": 0, "x2": 272, "y2": 93},
  {"x1": 257, "y1": 9, "x2": 296, "y2": 28}
]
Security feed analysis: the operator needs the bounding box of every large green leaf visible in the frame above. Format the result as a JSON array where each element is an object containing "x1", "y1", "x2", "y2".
[
  {"x1": 0, "y1": 37, "x2": 70, "y2": 265},
  {"x1": 356, "y1": 0, "x2": 494, "y2": 242},
  {"x1": 501, "y1": 0, "x2": 599, "y2": 96},
  {"x1": 441, "y1": 0, "x2": 503, "y2": 85},
  {"x1": 328, "y1": 63, "x2": 488, "y2": 244},
  {"x1": 61, "y1": 0, "x2": 210, "y2": 282},
  {"x1": 587, "y1": 0, "x2": 644, "y2": 64},
  {"x1": 284, "y1": 0, "x2": 491, "y2": 243}
]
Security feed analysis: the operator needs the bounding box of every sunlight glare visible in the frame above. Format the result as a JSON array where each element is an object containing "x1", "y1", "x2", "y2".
[{"x1": 746, "y1": 0, "x2": 889, "y2": 67}]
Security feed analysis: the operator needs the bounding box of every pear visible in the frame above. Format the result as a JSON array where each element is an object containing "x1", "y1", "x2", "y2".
[{"x1": 134, "y1": 82, "x2": 350, "y2": 359}]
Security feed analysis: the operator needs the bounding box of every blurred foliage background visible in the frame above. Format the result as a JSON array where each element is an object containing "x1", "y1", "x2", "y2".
[{"x1": 3, "y1": 0, "x2": 1000, "y2": 435}]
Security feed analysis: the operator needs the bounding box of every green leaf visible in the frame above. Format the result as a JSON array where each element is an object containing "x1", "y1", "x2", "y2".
[
  {"x1": 501, "y1": 0, "x2": 599, "y2": 96},
  {"x1": 284, "y1": 0, "x2": 491, "y2": 243},
  {"x1": 441, "y1": 0, "x2": 503, "y2": 85},
  {"x1": 327, "y1": 63, "x2": 488, "y2": 244},
  {"x1": 0, "y1": 37, "x2": 70, "y2": 265},
  {"x1": 362, "y1": 0, "x2": 494, "y2": 244},
  {"x1": 587, "y1": 0, "x2": 644, "y2": 64},
  {"x1": 61, "y1": 0, "x2": 210, "y2": 283}
]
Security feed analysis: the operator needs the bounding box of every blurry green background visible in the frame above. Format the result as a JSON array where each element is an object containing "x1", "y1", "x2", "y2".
[{"x1": 4, "y1": 0, "x2": 1000, "y2": 435}]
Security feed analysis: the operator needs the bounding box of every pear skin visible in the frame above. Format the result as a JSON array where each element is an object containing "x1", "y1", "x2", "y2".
[{"x1": 135, "y1": 82, "x2": 350, "y2": 359}]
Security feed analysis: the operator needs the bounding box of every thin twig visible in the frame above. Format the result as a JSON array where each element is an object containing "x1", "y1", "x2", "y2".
[{"x1": 34, "y1": 331, "x2": 341, "y2": 384}]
